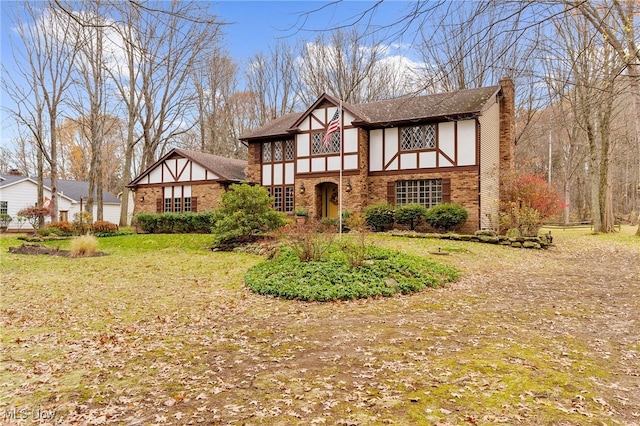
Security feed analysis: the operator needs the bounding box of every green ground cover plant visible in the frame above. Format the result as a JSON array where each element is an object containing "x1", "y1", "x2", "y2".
[
  {"x1": 0, "y1": 226, "x2": 638, "y2": 424},
  {"x1": 244, "y1": 245, "x2": 459, "y2": 301}
]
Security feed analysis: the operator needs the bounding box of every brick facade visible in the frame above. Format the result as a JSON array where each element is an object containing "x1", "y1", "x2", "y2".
[
  {"x1": 132, "y1": 182, "x2": 228, "y2": 215},
  {"x1": 242, "y1": 79, "x2": 515, "y2": 233}
]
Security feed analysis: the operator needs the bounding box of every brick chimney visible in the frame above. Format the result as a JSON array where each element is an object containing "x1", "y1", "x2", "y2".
[
  {"x1": 7, "y1": 169, "x2": 23, "y2": 176},
  {"x1": 498, "y1": 77, "x2": 515, "y2": 201}
]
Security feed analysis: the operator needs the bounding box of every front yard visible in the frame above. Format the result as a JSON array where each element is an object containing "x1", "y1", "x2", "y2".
[{"x1": 1, "y1": 228, "x2": 638, "y2": 425}]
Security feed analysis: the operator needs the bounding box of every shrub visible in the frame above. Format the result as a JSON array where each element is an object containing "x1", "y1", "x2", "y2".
[
  {"x1": 93, "y1": 220, "x2": 118, "y2": 232},
  {"x1": 135, "y1": 212, "x2": 215, "y2": 234},
  {"x1": 394, "y1": 203, "x2": 428, "y2": 231},
  {"x1": 244, "y1": 245, "x2": 458, "y2": 302},
  {"x1": 18, "y1": 206, "x2": 50, "y2": 232},
  {"x1": 285, "y1": 219, "x2": 336, "y2": 262},
  {"x1": 424, "y1": 203, "x2": 468, "y2": 232},
  {"x1": 363, "y1": 203, "x2": 395, "y2": 232},
  {"x1": 72, "y1": 211, "x2": 93, "y2": 235},
  {"x1": 500, "y1": 173, "x2": 561, "y2": 236},
  {"x1": 0, "y1": 213, "x2": 12, "y2": 229},
  {"x1": 47, "y1": 221, "x2": 73, "y2": 234},
  {"x1": 211, "y1": 183, "x2": 287, "y2": 249},
  {"x1": 70, "y1": 235, "x2": 99, "y2": 257}
]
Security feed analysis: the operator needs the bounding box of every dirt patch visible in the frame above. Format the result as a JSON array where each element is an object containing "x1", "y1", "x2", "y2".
[{"x1": 7, "y1": 243, "x2": 106, "y2": 257}]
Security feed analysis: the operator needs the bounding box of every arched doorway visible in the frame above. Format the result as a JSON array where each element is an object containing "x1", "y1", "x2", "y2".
[{"x1": 316, "y1": 182, "x2": 339, "y2": 219}]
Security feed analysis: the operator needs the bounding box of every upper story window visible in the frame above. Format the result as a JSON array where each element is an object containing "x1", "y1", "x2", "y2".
[
  {"x1": 312, "y1": 132, "x2": 340, "y2": 155},
  {"x1": 263, "y1": 140, "x2": 294, "y2": 163},
  {"x1": 401, "y1": 124, "x2": 435, "y2": 151}
]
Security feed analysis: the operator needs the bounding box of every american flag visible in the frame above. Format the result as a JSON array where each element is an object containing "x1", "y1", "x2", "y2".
[{"x1": 322, "y1": 109, "x2": 340, "y2": 147}]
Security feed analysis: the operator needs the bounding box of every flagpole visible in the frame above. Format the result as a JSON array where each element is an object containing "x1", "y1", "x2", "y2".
[{"x1": 338, "y1": 100, "x2": 343, "y2": 239}]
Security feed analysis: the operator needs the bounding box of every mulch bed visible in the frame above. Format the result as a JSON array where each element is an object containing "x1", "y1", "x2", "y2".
[{"x1": 8, "y1": 243, "x2": 106, "y2": 257}]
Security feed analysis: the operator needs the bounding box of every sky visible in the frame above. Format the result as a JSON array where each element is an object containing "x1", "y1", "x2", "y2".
[{"x1": 0, "y1": 1, "x2": 423, "y2": 150}]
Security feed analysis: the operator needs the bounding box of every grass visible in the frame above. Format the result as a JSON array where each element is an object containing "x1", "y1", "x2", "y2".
[{"x1": 1, "y1": 230, "x2": 638, "y2": 424}]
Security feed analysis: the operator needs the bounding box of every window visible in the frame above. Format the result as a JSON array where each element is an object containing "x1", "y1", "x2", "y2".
[
  {"x1": 262, "y1": 142, "x2": 272, "y2": 162},
  {"x1": 266, "y1": 185, "x2": 294, "y2": 213},
  {"x1": 284, "y1": 140, "x2": 295, "y2": 161},
  {"x1": 401, "y1": 124, "x2": 435, "y2": 151},
  {"x1": 263, "y1": 140, "x2": 294, "y2": 163},
  {"x1": 396, "y1": 179, "x2": 442, "y2": 208},
  {"x1": 274, "y1": 141, "x2": 283, "y2": 161},
  {"x1": 273, "y1": 187, "x2": 283, "y2": 212},
  {"x1": 159, "y1": 186, "x2": 195, "y2": 213},
  {"x1": 0, "y1": 201, "x2": 7, "y2": 215},
  {"x1": 284, "y1": 186, "x2": 294, "y2": 213},
  {"x1": 312, "y1": 131, "x2": 340, "y2": 155}
]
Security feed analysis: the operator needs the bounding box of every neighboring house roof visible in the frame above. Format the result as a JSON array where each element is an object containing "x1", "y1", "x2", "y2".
[
  {"x1": 240, "y1": 85, "x2": 501, "y2": 140},
  {"x1": 0, "y1": 174, "x2": 121, "y2": 204},
  {"x1": 128, "y1": 148, "x2": 248, "y2": 187}
]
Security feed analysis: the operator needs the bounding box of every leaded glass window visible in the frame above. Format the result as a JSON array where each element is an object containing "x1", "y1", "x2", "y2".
[
  {"x1": 401, "y1": 125, "x2": 436, "y2": 151},
  {"x1": 312, "y1": 132, "x2": 340, "y2": 155},
  {"x1": 262, "y1": 142, "x2": 272, "y2": 162},
  {"x1": 274, "y1": 141, "x2": 283, "y2": 161},
  {"x1": 285, "y1": 140, "x2": 294, "y2": 160}
]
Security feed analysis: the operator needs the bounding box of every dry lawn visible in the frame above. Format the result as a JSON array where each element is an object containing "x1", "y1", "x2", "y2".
[{"x1": 0, "y1": 228, "x2": 638, "y2": 425}]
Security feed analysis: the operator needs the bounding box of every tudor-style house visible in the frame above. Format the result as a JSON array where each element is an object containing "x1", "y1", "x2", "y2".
[
  {"x1": 128, "y1": 148, "x2": 247, "y2": 215},
  {"x1": 241, "y1": 78, "x2": 515, "y2": 233}
]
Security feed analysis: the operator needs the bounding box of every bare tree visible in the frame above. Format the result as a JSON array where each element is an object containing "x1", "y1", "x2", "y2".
[
  {"x1": 296, "y1": 28, "x2": 413, "y2": 104},
  {"x1": 133, "y1": 1, "x2": 223, "y2": 169},
  {"x1": 245, "y1": 41, "x2": 300, "y2": 124},
  {"x1": 192, "y1": 49, "x2": 241, "y2": 156},
  {"x1": 3, "y1": 2, "x2": 79, "y2": 223},
  {"x1": 567, "y1": 0, "x2": 640, "y2": 234}
]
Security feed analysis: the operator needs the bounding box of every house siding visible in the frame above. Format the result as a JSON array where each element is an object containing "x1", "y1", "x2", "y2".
[
  {"x1": 0, "y1": 179, "x2": 121, "y2": 230},
  {"x1": 479, "y1": 99, "x2": 501, "y2": 230},
  {"x1": 242, "y1": 80, "x2": 515, "y2": 233}
]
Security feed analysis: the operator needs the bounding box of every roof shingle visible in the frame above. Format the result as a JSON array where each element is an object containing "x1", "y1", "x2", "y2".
[{"x1": 240, "y1": 85, "x2": 500, "y2": 140}]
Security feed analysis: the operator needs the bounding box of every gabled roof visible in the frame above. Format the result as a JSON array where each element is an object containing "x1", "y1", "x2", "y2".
[
  {"x1": 45, "y1": 178, "x2": 121, "y2": 204},
  {"x1": 128, "y1": 148, "x2": 247, "y2": 186},
  {"x1": 239, "y1": 112, "x2": 302, "y2": 140},
  {"x1": 353, "y1": 85, "x2": 500, "y2": 125},
  {"x1": 240, "y1": 84, "x2": 501, "y2": 140},
  {"x1": 174, "y1": 149, "x2": 247, "y2": 182},
  {"x1": 0, "y1": 174, "x2": 121, "y2": 204}
]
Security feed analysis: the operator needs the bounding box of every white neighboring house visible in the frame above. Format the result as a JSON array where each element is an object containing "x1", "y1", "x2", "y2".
[{"x1": 0, "y1": 172, "x2": 122, "y2": 231}]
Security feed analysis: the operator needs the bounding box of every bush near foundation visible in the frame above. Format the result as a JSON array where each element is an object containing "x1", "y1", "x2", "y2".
[
  {"x1": 394, "y1": 203, "x2": 428, "y2": 231},
  {"x1": 363, "y1": 203, "x2": 395, "y2": 232},
  {"x1": 424, "y1": 203, "x2": 468, "y2": 232},
  {"x1": 135, "y1": 212, "x2": 215, "y2": 234},
  {"x1": 211, "y1": 183, "x2": 287, "y2": 249}
]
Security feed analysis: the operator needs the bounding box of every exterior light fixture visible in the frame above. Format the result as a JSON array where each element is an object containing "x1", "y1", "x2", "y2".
[
  {"x1": 345, "y1": 179, "x2": 352, "y2": 193},
  {"x1": 299, "y1": 183, "x2": 305, "y2": 194}
]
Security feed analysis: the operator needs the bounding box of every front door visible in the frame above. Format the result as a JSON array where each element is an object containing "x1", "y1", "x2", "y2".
[{"x1": 318, "y1": 182, "x2": 339, "y2": 218}]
